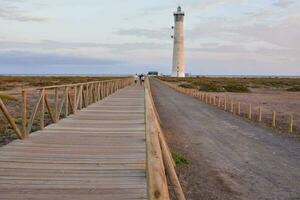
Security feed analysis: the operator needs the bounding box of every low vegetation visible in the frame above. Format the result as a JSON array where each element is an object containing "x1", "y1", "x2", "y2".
[
  {"x1": 0, "y1": 94, "x2": 17, "y2": 101},
  {"x1": 286, "y1": 86, "x2": 300, "y2": 92},
  {"x1": 171, "y1": 150, "x2": 189, "y2": 166},
  {"x1": 159, "y1": 77, "x2": 300, "y2": 93},
  {"x1": 178, "y1": 83, "x2": 194, "y2": 89}
]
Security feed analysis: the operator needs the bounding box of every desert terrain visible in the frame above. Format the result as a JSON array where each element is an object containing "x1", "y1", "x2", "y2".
[{"x1": 159, "y1": 77, "x2": 300, "y2": 135}]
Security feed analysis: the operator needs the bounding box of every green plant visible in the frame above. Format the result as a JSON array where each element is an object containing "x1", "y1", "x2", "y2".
[
  {"x1": 0, "y1": 94, "x2": 17, "y2": 101},
  {"x1": 178, "y1": 83, "x2": 195, "y2": 89},
  {"x1": 223, "y1": 84, "x2": 250, "y2": 93},
  {"x1": 171, "y1": 151, "x2": 189, "y2": 166},
  {"x1": 198, "y1": 83, "x2": 226, "y2": 92},
  {"x1": 15, "y1": 118, "x2": 23, "y2": 125},
  {"x1": 286, "y1": 86, "x2": 300, "y2": 92}
]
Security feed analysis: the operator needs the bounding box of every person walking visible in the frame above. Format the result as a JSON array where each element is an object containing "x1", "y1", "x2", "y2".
[
  {"x1": 141, "y1": 74, "x2": 145, "y2": 85},
  {"x1": 134, "y1": 74, "x2": 138, "y2": 84},
  {"x1": 138, "y1": 74, "x2": 142, "y2": 85}
]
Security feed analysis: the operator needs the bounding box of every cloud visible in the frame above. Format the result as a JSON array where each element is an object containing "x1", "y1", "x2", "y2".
[
  {"x1": 0, "y1": 40, "x2": 170, "y2": 53},
  {"x1": 0, "y1": 1, "x2": 48, "y2": 22},
  {"x1": 0, "y1": 51, "x2": 122, "y2": 66},
  {"x1": 273, "y1": 0, "x2": 294, "y2": 8},
  {"x1": 231, "y1": 20, "x2": 300, "y2": 51},
  {"x1": 115, "y1": 28, "x2": 171, "y2": 40}
]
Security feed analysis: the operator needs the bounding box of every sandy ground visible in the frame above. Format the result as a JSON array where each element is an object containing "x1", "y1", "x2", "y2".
[
  {"x1": 166, "y1": 81, "x2": 300, "y2": 134},
  {"x1": 152, "y1": 79, "x2": 300, "y2": 200},
  {"x1": 210, "y1": 89, "x2": 300, "y2": 132}
]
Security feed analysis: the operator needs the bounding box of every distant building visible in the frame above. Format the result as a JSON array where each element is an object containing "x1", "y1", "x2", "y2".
[{"x1": 148, "y1": 71, "x2": 158, "y2": 76}]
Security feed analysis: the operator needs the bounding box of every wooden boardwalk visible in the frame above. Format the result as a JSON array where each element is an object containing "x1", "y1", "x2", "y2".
[{"x1": 0, "y1": 85, "x2": 147, "y2": 200}]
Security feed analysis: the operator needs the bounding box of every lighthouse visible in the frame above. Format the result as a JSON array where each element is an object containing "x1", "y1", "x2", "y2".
[{"x1": 172, "y1": 6, "x2": 185, "y2": 77}]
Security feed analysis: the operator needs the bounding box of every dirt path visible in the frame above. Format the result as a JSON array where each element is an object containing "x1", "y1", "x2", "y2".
[{"x1": 151, "y1": 80, "x2": 300, "y2": 200}]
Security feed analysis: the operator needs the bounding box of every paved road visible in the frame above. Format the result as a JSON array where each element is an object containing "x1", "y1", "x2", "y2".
[{"x1": 152, "y1": 79, "x2": 300, "y2": 200}]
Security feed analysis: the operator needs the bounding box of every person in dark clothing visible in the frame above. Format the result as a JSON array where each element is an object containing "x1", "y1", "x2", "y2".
[
  {"x1": 138, "y1": 74, "x2": 142, "y2": 85},
  {"x1": 141, "y1": 74, "x2": 145, "y2": 85}
]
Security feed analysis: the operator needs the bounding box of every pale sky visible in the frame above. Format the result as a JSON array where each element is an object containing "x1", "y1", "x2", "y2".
[{"x1": 0, "y1": 0, "x2": 299, "y2": 75}]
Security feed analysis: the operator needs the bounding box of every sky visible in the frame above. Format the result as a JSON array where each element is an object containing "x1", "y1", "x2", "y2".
[{"x1": 0, "y1": 0, "x2": 299, "y2": 75}]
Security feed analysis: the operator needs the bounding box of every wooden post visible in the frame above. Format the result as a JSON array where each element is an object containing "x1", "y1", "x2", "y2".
[
  {"x1": 86, "y1": 84, "x2": 89, "y2": 105},
  {"x1": 79, "y1": 84, "x2": 83, "y2": 109},
  {"x1": 230, "y1": 100, "x2": 233, "y2": 113},
  {"x1": 93, "y1": 83, "x2": 96, "y2": 102},
  {"x1": 44, "y1": 92, "x2": 55, "y2": 123},
  {"x1": 100, "y1": 82, "x2": 104, "y2": 99},
  {"x1": 258, "y1": 107, "x2": 262, "y2": 122},
  {"x1": 40, "y1": 89, "x2": 45, "y2": 129},
  {"x1": 110, "y1": 81, "x2": 113, "y2": 95},
  {"x1": 0, "y1": 98, "x2": 23, "y2": 139},
  {"x1": 73, "y1": 86, "x2": 77, "y2": 113},
  {"x1": 209, "y1": 95, "x2": 212, "y2": 104},
  {"x1": 288, "y1": 114, "x2": 293, "y2": 133},
  {"x1": 218, "y1": 97, "x2": 221, "y2": 107},
  {"x1": 107, "y1": 82, "x2": 110, "y2": 96},
  {"x1": 272, "y1": 111, "x2": 276, "y2": 128},
  {"x1": 54, "y1": 88, "x2": 59, "y2": 122},
  {"x1": 65, "y1": 86, "x2": 69, "y2": 117},
  {"x1": 97, "y1": 82, "x2": 100, "y2": 101},
  {"x1": 104, "y1": 82, "x2": 108, "y2": 97},
  {"x1": 248, "y1": 104, "x2": 252, "y2": 119},
  {"x1": 27, "y1": 91, "x2": 44, "y2": 134},
  {"x1": 224, "y1": 96, "x2": 227, "y2": 111},
  {"x1": 238, "y1": 102, "x2": 241, "y2": 115},
  {"x1": 213, "y1": 96, "x2": 216, "y2": 105},
  {"x1": 22, "y1": 90, "x2": 27, "y2": 137}
]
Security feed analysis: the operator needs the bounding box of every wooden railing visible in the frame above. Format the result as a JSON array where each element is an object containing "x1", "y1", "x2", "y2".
[
  {"x1": 145, "y1": 78, "x2": 186, "y2": 200},
  {"x1": 0, "y1": 78, "x2": 133, "y2": 140}
]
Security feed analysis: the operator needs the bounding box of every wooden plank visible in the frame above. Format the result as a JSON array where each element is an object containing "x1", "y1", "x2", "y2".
[{"x1": 0, "y1": 85, "x2": 147, "y2": 199}]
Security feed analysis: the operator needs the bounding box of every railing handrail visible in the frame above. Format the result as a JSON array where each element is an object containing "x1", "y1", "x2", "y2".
[
  {"x1": 145, "y1": 77, "x2": 186, "y2": 200},
  {"x1": 0, "y1": 77, "x2": 134, "y2": 139},
  {"x1": 34, "y1": 78, "x2": 127, "y2": 90}
]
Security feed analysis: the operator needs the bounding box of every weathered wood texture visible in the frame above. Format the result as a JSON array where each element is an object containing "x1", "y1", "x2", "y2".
[
  {"x1": 146, "y1": 79, "x2": 185, "y2": 200},
  {"x1": 0, "y1": 85, "x2": 147, "y2": 200}
]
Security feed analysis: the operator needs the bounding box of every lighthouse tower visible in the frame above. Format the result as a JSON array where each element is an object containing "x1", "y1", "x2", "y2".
[{"x1": 172, "y1": 6, "x2": 185, "y2": 77}]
